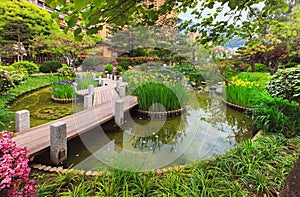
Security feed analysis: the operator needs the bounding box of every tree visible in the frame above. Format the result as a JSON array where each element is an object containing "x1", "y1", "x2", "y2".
[
  {"x1": 31, "y1": 31, "x2": 99, "y2": 67},
  {"x1": 0, "y1": 1, "x2": 60, "y2": 61}
]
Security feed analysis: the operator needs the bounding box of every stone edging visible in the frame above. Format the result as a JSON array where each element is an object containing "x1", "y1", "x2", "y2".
[
  {"x1": 137, "y1": 107, "x2": 186, "y2": 118},
  {"x1": 221, "y1": 98, "x2": 252, "y2": 112},
  {"x1": 51, "y1": 95, "x2": 77, "y2": 104},
  {"x1": 30, "y1": 163, "x2": 186, "y2": 177}
]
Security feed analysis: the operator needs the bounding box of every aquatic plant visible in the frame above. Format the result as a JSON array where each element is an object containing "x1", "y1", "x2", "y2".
[
  {"x1": 124, "y1": 70, "x2": 188, "y2": 111},
  {"x1": 0, "y1": 131, "x2": 36, "y2": 197},
  {"x1": 75, "y1": 73, "x2": 99, "y2": 90},
  {"x1": 225, "y1": 76, "x2": 263, "y2": 108},
  {"x1": 51, "y1": 79, "x2": 75, "y2": 99}
]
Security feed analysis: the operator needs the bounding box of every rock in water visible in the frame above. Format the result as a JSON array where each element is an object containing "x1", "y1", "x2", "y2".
[{"x1": 209, "y1": 86, "x2": 217, "y2": 90}]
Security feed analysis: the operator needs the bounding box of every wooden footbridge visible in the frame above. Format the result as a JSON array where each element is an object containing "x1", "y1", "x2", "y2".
[{"x1": 13, "y1": 78, "x2": 138, "y2": 156}]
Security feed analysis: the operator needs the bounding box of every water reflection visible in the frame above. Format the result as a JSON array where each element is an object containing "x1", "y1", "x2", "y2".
[{"x1": 33, "y1": 89, "x2": 252, "y2": 171}]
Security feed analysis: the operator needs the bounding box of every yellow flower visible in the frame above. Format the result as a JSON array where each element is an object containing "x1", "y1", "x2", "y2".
[
  {"x1": 231, "y1": 76, "x2": 238, "y2": 81},
  {"x1": 255, "y1": 84, "x2": 260, "y2": 87}
]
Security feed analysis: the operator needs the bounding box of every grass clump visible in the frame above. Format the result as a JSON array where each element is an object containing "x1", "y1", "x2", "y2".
[
  {"x1": 225, "y1": 75, "x2": 264, "y2": 107},
  {"x1": 33, "y1": 134, "x2": 300, "y2": 196},
  {"x1": 124, "y1": 69, "x2": 188, "y2": 111},
  {"x1": 75, "y1": 73, "x2": 99, "y2": 90}
]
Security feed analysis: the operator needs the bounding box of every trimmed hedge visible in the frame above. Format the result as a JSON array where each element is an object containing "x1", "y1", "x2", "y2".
[
  {"x1": 11, "y1": 61, "x2": 39, "y2": 75},
  {"x1": 40, "y1": 61, "x2": 62, "y2": 73}
]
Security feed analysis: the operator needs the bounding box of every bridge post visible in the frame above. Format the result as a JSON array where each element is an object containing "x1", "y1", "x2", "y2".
[
  {"x1": 84, "y1": 95, "x2": 93, "y2": 110},
  {"x1": 73, "y1": 82, "x2": 77, "y2": 91},
  {"x1": 88, "y1": 85, "x2": 94, "y2": 95},
  {"x1": 106, "y1": 73, "x2": 109, "y2": 78},
  {"x1": 50, "y1": 121, "x2": 67, "y2": 165},
  {"x1": 98, "y1": 76, "x2": 103, "y2": 86},
  {"x1": 119, "y1": 77, "x2": 123, "y2": 83},
  {"x1": 115, "y1": 100, "x2": 124, "y2": 126},
  {"x1": 15, "y1": 110, "x2": 30, "y2": 132},
  {"x1": 119, "y1": 87, "x2": 126, "y2": 97},
  {"x1": 116, "y1": 81, "x2": 121, "y2": 92}
]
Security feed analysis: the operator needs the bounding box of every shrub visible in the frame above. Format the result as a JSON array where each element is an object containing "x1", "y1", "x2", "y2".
[
  {"x1": 266, "y1": 67, "x2": 300, "y2": 103},
  {"x1": 173, "y1": 65, "x2": 204, "y2": 84},
  {"x1": 252, "y1": 93, "x2": 300, "y2": 136},
  {"x1": 81, "y1": 57, "x2": 99, "y2": 71},
  {"x1": 0, "y1": 70, "x2": 14, "y2": 95},
  {"x1": 0, "y1": 131, "x2": 36, "y2": 196},
  {"x1": 39, "y1": 61, "x2": 62, "y2": 73},
  {"x1": 118, "y1": 60, "x2": 130, "y2": 70},
  {"x1": 0, "y1": 107, "x2": 13, "y2": 131},
  {"x1": 116, "y1": 57, "x2": 159, "y2": 65},
  {"x1": 283, "y1": 62, "x2": 298, "y2": 68},
  {"x1": 57, "y1": 67, "x2": 76, "y2": 79},
  {"x1": 11, "y1": 61, "x2": 39, "y2": 75},
  {"x1": 104, "y1": 64, "x2": 114, "y2": 74},
  {"x1": 247, "y1": 63, "x2": 269, "y2": 72},
  {"x1": 116, "y1": 65, "x2": 123, "y2": 75},
  {"x1": 0, "y1": 66, "x2": 28, "y2": 85}
]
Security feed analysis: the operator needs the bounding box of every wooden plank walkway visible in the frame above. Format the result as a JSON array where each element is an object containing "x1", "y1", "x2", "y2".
[{"x1": 13, "y1": 93, "x2": 138, "y2": 156}]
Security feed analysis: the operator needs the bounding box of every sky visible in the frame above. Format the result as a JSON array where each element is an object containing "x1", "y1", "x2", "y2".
[{"x1": 178, "y1": 2, "x2": 264, "y2": 24}]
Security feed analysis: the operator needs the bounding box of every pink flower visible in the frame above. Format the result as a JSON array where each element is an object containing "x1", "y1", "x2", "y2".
[{"x1": 0, "y1": 131, "x2": 36, "y2": 196}]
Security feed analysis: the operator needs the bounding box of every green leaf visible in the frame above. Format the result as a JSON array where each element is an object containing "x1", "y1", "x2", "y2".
[
  {"x1": 281, "y1": 4, "x2": 289, "y2": 13},
  {"x1": 67, "y1": 14, "x2": 78, "y2": 28},
  {"x1": 74, "y1": 27, "x2": 82, "y2": 38},
  {"x1": 92, "y1": 0, "x2": 105, "y2": 8},
  {"x1": 228, "y1": 0, "x2": 238, "y2": 9},
  {"x1": 74, "y1": 0, "x2": 86, "y2": 11},
  {"x1": 51, "y1": 12, "x2": 59, "y2": 19}
]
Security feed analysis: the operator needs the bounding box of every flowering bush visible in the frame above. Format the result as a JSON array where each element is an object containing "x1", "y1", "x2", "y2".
[
  {"x1": 0, "y1": 70, "x2": 14, "y2": 95},
  {"x1": 0, "y1": 131, "x2": 36, "y2": 197},
  {"x1": 57, "y1": 67, "x2": 76, "y2": 79}
]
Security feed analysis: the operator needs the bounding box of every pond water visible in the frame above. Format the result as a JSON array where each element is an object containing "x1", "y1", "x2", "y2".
[
  {"x1": 9, "y1": 87, "x2": 75, "y2": 129},
  {"x1": 33, "y1": 90, "x2": 252, "y2": 172}
]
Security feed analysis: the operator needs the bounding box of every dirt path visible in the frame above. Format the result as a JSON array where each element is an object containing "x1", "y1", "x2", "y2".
[{"x1": 280, "y1": 155, "x2": 300, "y2": 196}]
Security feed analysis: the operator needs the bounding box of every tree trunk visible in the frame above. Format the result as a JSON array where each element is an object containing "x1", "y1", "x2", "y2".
[
  {"x1": 250, "y1": 55, "x2": 256, "y2": 72},
  {"x1": 273, "y1": 59, "x2": 279, "y2": 74}
]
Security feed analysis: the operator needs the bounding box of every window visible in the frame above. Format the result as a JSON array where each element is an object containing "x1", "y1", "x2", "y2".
[{"x1": 112, "y1": 51, "x2": 118, "y2": 57}]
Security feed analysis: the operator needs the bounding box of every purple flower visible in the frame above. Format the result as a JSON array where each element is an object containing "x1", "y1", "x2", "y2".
[
  {"x1": 55, "y1": 88, "x2": 59, "y2": 91},
  {"x1": 112, "y1": 61, "x2": 118, "y2": 66}
]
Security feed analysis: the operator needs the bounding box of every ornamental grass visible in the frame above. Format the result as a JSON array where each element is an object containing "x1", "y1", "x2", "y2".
[
  {"x1": 51, "y1": 79, "x2": 75, "y2": 99},
  {"x1": 225, "y1": 76, "x2": 263, "y2": 108},
  {"x1": 124, "y1": 70, "x2": 188, "y2": 112}
]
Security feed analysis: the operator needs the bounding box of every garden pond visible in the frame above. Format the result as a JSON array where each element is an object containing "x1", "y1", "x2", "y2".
[{"x1": 14, "y1": 87, "x2": 253, "y2": 171}]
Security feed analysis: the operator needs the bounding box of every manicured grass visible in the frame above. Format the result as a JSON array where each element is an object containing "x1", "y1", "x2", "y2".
[{"x1": 33, "y1": 134, "x2": 300, "y2": 196}]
